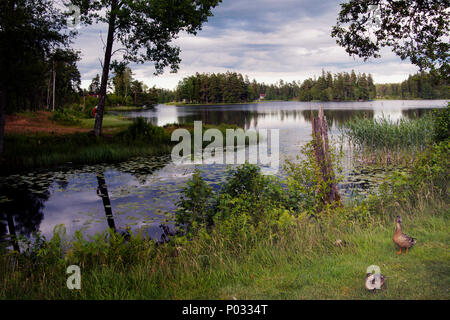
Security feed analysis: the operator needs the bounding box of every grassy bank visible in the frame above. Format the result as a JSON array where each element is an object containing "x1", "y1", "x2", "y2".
[
  {"x1": 0, "y1": 127, "x2": 171, "y2": 173},
  {"x1": 0, "y1": 198, "x2": 448, "y2": 299},
  {"x1": 0, "y1": 116, "x2": 257, "y2": 173},
  {"x1": 105, "y1": 105, "x2": 150, "y2": 112},
  {"x1": 78, "y1": 115, "x2": 132, "y2": 130}
]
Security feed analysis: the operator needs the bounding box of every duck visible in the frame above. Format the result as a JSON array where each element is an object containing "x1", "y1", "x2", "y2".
[
  {"x1": 393, "y1": 216, "x2": 416, "y2": 254},
  {"x1": 365, "y1": 273, "x2": 386, "y2": 291}
]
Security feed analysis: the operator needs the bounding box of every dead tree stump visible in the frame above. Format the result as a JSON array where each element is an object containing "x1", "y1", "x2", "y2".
[{"x1": 312, "y1": 106, "x2": 341, "y2": 206}]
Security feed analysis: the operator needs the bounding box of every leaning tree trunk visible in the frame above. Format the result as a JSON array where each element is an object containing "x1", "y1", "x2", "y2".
[
  {"x1": 94, "y1": 0, "x2": 118, "y2": 137},
  {"x1": 312, "y1": 106, "x2": 341, "y2": 206}
]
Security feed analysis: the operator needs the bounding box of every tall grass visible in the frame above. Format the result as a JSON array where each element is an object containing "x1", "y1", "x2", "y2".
[{"x1": 340, "y1": 114, "x2": 434, "y2": 165}]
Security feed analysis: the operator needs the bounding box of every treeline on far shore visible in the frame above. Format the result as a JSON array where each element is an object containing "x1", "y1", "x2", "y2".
[
  {"x1": 172, "y1": 70, "x2": 449, "y2": 105},
  {"x1": 8, "y1": 66, "x2": 449, "y2": 116}
]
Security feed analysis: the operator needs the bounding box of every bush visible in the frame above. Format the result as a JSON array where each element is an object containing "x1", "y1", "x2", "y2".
[
  {"x1": 432, "y1": 104, "x2": 450, "y2": 142},
  {"x1": 283, "y1": 140, "x2": 343, "y2": 215},
  {"x1": 50, "y1": 108, "x2": 81, "y2": 126},
  {"x1": 176, "y1": 164, "x2": 289, "y2": 239},
  {"x1": 176, "y1": 170, "x2": 215, "y2": 234},
  {"x1": 412, "y1": 140, "x2": 450, "y2": 193},
  {"x1": 117, "y1": 117, "x2": 170, "y2": 143}
]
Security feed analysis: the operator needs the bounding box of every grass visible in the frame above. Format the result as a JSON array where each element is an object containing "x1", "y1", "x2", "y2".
[
  {"x1": 0, "y1": 191, "x2": 448, "y2": 299},
  {"x1": 0, "y1": 118, "x2": 255, "y2": 172},
  {"x1": 341, "y1": 114, "x2": 435, "y2": 165},
  {"x1": 105, "y1": 106, "x2": 149, "y2": 112},
  {"x1": 0, "y1": 132, "x2": 172, "y2": 173},
  {"x1": 79, "y1": 115, "x2": 132, "y2": 130},
  {"x1": 1, "y1": 139, "x2": 449, "y2": 299}
]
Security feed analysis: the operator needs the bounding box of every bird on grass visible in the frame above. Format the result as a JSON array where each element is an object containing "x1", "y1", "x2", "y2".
[
  {"x1": 365, "y1": 273, "x2": 386, "y2": 291},
  {"x1": 393, "y1": 216, "x2": 416, "y2": 255}
]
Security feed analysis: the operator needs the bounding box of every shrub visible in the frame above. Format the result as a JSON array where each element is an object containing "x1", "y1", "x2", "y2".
[
  {"x1": 283, "y1": 140, "x2": 343, "y2": 215},
  {"x1": 176, "y1": 169, "x2": 215, "y2": 234},
  {"x1": 176, "y1": 164, "x2": 289, "y2": 239},
  {"x1": 50, "y1": 108, "x2": 81, "y2": 126},
  {"x1": 412, "y1": 139, "x2": 450, "y2": 193},
  {"x1": 432, "y1": 104, "x2": 450, "y2": 142},
  {"x1": 117, "y1": 117, "x2": 170, "y2": 143}
]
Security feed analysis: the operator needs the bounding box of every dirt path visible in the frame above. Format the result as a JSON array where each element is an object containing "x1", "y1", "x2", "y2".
[{"x1": 5, "y1": 111, "x2": 90, "y2": 135}]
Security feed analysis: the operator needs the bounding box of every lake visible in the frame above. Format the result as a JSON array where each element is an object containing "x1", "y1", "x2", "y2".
[{"x1": 0, "y1": 100, "x2": 447, "y2": 244}]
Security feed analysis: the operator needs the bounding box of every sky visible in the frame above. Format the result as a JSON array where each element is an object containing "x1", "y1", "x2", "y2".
[{"x1": 71, "y1": 0, "x2": 421, "y2": 90}]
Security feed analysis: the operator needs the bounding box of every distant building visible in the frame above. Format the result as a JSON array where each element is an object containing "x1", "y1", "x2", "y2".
[{"x1": 259, "y1": 93, "x2": 266, "y2": 100}]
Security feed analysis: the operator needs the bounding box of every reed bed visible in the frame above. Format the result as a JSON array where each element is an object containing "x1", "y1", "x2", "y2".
[{"x1": 340, "y1": 114, "x2": 434, "y2": 165}]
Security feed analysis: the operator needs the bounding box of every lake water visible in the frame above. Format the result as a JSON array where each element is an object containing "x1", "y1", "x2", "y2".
[{"x1": 0, "y1": 100, "x2": 448, "y2": 244}]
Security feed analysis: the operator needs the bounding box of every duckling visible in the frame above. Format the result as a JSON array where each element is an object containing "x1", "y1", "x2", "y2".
[
  {"x1": 393, "y1": 216, "x2": 416, "y2": 254},
  {"x1": 365, "y1": 273, "x2": 385, "y2": 291}
]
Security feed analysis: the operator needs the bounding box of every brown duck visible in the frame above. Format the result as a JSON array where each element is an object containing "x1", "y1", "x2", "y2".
[{"x1": 393, "y1": 216, "x2": 416, "y2": 254}]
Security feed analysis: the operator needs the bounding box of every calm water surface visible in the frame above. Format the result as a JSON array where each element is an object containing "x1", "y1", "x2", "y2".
[{"x1": 1, "y1": 100, "x2": 447, "y2": 243}]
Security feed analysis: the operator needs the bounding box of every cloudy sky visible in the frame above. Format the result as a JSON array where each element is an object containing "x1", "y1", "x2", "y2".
[{"x1": 72, "y1": 0, "x2": 421, "y2": 90}]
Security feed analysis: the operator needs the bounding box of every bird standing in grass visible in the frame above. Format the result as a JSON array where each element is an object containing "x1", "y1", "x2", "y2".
[{"x1": 393, "y1": 216, "x2": 416, "y2": 254}]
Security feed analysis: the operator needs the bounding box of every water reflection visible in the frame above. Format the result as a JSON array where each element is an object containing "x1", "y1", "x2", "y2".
[
  {"x1": 127, "y1": 100, "x2": 445, "y2": 130},
  {"x1": 96, "y1": 171, "x2": 116, "y2": 232},
  {"x1": 0, "y1": 176, "x2": 50, "y2": 251}
]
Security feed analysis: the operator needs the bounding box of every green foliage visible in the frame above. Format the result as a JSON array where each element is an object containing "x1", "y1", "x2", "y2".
[
  {"x1": 176, "y1": 164, "x2": 288, "y2": 239},
  {"x1": 412, "y1": 140, "x2": 450, "y2": 193},
  {"x1": 332, "y1": 0, "x2": 449, "y2": 78},
  {"x1": 283, "y1": 140, "x2": 344, "y2": 214},
  {"x1": 50, "y1": 108, "x2": 82, "y2": 125},
  {"x1": 176, "y1": 72, "x2": 300, "y2": 104},
  {"x1": 342, "y1": 114, "x2": 435, "y2": 150},
  {"x1": 0, "y1": 0, "x2": 75, "y2": 112},
  {"x1": 376, "y1": 72, "x2": 449, "y2": 100},
  {"x1": 432, "y1": 105, "x2": 450, "y2": 142},
  {"x1": 341, "y1": 114, "x2": 437, "y2": 165},
  {"x1": 221, "y1": 163, "x2": 265, "y2": 197},
  {"x1": 176, "y1": 170, "x2": 215, "y2": 234},
  {"x1": 117, "y1": 117, "x2": 170, "y2": 144},
  {"x1": 299, "y1": 70, "x2": 376, "y2": 101}
]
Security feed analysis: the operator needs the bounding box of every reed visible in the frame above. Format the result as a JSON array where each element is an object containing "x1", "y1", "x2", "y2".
[{"x1": 340, "y1": 114, "x2": 434, "y2": 165}]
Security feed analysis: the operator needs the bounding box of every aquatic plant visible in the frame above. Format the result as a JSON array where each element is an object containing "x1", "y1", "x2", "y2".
[{"x1": 340, "y1": 114, "x2": 435, "y2": 165}]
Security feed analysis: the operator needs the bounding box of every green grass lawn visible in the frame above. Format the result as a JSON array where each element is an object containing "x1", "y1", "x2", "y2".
[{"x1": 79, "y1": 114, "x2": 132, "y2": 129}]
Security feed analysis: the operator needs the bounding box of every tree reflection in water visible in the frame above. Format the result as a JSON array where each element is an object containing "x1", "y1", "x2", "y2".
[
  {"x1": 96, "y1": 171, "x2": 117, "y2": 232},
  {"x1": 0, "y1": 179, "x2": 50, "y2": 252}
]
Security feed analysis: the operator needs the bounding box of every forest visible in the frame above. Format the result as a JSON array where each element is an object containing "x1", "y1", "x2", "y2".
[
  {"x1": 172, "y1": 70, "x2": 448, "y2": 104},
  {"x1": 376, "y1": 72, "x2": 449, "y2": 100}
]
